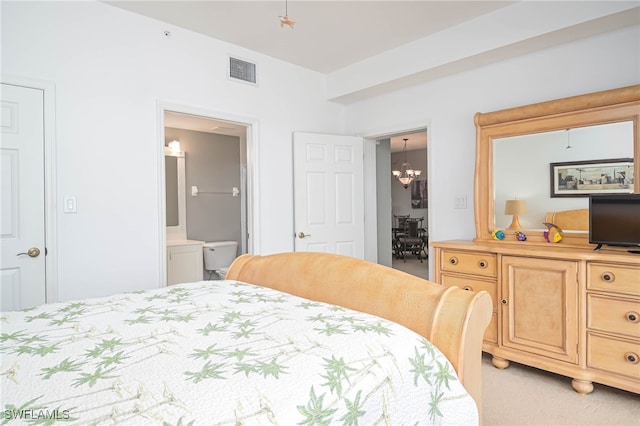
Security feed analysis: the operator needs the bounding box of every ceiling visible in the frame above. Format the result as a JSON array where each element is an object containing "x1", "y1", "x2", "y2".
[
  {"x1": 105, "y1": 0, "x2": 516, "y2": 74},
  {"x1": 126, "y1": 1, "x2": 637, "y2": 152},
  {"x1": 389, "y1": 132, "x2": 426, "y2": 153}
]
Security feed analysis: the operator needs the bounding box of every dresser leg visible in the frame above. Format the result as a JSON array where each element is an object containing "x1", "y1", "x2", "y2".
[
  {"x1": 571, "y1": 379, "x2": 594, "y2": 394},
  {"x1": 492, "y1": 356, "x2": 510, "y2": 369}
]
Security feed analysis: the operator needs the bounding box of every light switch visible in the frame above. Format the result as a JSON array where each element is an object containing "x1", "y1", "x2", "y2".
[
  {"x1": 454, "y1": 195, "x2": 467, "y2": 209},
  {"x1": 63, "y1": 196, "x2": 77, "y2": 213}
]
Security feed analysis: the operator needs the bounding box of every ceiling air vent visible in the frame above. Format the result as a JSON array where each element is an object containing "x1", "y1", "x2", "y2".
[{"x1": 228, "y1": 56, "x2": 257, "y2": 85}]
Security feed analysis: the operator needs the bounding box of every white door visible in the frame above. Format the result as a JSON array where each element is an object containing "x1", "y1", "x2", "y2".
[
  {"x1": 0, "y1": 83, "x2": 46, "y2": 311},
  {"x1": 293, "y1": 132, "x2": 365, "y2": 258}
]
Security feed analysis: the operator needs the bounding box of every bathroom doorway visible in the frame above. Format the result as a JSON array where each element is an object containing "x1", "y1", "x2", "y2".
[{"x1": 158, "y1": 104, "x2": 256, "y2": 285}]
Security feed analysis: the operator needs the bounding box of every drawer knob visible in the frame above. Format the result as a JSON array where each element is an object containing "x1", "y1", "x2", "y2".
[
  {"x1": 501, "y1": 299, "x2": 508, "y2": 305},
  {"x1": 478, "y1": 260, "x2": 487, "y2": 269},
  {"x1": 463, "y1": 286, "x2": 473, "y2": 291},
  {"x1": 449, "y1": 257, "x2": 459, "y2": 265},
  {"x1": 600, "y1": 272, "x2": 615, "y2": 283},
  {"x1": 625, "y1": 352, "x2": 639, "y2": 364},
  {"x1": 626, "y1": 312, "x2": 639, "y2": 323}
]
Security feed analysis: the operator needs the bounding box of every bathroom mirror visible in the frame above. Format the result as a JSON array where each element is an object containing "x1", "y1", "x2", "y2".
[
  {"x1": 165, "y1": 147, "x2": 186, "y2": 240},
  {"x1": 474, "y1": 85, "x2": 640, "y2": 246}
]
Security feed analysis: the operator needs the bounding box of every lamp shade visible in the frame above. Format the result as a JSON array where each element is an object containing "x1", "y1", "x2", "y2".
[{"x1": 504, "y1": 199, "x2": 527, "y2": 215}]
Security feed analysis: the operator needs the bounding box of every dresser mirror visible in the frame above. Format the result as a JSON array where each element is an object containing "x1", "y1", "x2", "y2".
[
  {"x1": 165, "y1": 147, "x2": 186, "y2": 240},
  {"x1": 494, "y1": 121, "x2": 634, "y2": 232},
  {"x1": 474, "y1": 85, "x2": 640, "y2": 246}
]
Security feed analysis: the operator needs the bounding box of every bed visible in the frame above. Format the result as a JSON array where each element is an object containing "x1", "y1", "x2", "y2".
[
  {"x1": 544, "y1": 208, "x2": 589, "y2": 231},
  {"x1": 1, "y1": 252, "x2": 492, "y2": 425}
]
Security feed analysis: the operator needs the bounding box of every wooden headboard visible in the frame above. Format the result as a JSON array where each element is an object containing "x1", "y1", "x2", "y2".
[
  {"x1": 227, "y1": 252, "x2": 493, "y2": 418},
  {"x1": 544, "y1": 208, "x2": 589, "y2": 231}
]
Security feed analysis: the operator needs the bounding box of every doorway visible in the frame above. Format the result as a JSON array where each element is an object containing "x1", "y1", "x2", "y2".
[
  {"x1": 157, "y1": 103, "x2": 257, "y2": 285},
  {"x1": 372, "y1": 129, "x2": 429, "y2": 279},
  {"x1": 389, "y1": 131, "x2": 429, "y2": 279}
]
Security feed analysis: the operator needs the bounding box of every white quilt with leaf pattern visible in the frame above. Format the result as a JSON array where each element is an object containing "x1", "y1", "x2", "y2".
[{"x1": 1, "y1": 280, "x2": 477, "y2": 425}]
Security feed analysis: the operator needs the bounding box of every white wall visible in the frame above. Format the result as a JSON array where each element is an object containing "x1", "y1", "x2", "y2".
[
  {"x1": 347, "y1": 25, "x2": 640, "y2": 253},
  {"x1": 2, "y1": 1, "x2": 345, "y2": 301},
  {"x1": 3, "y1": 2, "x2": 639, "y2": 300}
]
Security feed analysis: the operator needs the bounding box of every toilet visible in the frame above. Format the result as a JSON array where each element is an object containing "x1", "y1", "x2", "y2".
[{"x1": 202, "y1": 241, "x2": 239, "y2": 280}]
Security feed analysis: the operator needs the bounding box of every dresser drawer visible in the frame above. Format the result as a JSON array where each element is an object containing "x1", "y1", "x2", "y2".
[
  {"x1": 588, "y1": 295, "x2": 640, "y2": 338},
  {"x1": 587, "y1": 263, "x2": 640, "y2": 296},
  {"x1": 440, "y1": 250, "x2": 497, "y2": 278},
  {"x1": 587, "y1": 333, "x2": 640, "y2": 380},
  {"x1": 441, "y1": 274, "x2": 497, "y2": 308}
]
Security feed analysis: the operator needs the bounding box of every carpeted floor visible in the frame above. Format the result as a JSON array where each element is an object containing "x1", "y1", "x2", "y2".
[
  {"x1": 482, "y1": 353, "x2": 639, "y2": 425},
  {"x1": 392, "y1": 258, "x2": 639, "y2": 425}
]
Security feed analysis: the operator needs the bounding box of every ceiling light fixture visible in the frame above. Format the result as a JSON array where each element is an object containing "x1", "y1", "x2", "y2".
[
  {"x1": 168, "y1": 140, "x2": 181, "y2": 153},
  {"x1": 392, "y1": 138, "x2": 422, "y2": 189},
  {"x1": 279, "y1": 0, "x2": 295, "y2": 28}
]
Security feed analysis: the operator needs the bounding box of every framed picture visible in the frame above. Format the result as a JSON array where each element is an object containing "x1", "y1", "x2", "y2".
[
  {"x1": 411, "y1": 179, "x2": 427, "y2": 208},
  {"x1": 550, "y1": 158, "x2": 634, "y2": 197}
]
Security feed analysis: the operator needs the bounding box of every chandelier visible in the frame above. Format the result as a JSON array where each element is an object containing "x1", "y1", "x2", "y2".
[{"x1": 392, "y1": 138, "x2": 421, "y2": 189}]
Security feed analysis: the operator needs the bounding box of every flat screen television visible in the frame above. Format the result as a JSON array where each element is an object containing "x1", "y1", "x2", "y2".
[{"x1": 589, "y1": 194, "x2": 640, "y2": 252}]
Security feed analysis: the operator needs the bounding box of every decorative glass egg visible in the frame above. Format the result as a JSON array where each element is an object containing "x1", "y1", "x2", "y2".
[{"x1": 492, "y1": 229, "x2": 505, "y2": 240}]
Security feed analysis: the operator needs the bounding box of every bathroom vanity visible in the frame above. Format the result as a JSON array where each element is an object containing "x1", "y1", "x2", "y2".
[
  {"x1": 165, "y1": 146, "x2": 204, "y2": 285},
  {"x1": 167, "y1": 239, "x2": 204, "y2": 285}
]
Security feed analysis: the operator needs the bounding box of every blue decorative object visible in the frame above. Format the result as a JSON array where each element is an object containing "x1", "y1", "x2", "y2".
[
  {"x1": 516, "y1": 231, "x2": 527, "y2": 241},
  {"x1": 492, "y1": 229, "x2": 505, "y2": 240}
]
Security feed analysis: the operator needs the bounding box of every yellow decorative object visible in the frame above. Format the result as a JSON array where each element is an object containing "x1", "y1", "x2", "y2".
[{"x1": 543, "y1": 222, "x2": 563, "y2": 243}]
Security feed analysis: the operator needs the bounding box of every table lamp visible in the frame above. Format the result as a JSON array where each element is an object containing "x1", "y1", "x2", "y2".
[{"x1": 505, "y1": 199, "x2": 527, "y2": 230}]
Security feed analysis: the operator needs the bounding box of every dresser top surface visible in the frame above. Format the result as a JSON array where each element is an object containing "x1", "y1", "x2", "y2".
[{"x1": 432, "y1": 240, "x2": 640, "y2": 265}]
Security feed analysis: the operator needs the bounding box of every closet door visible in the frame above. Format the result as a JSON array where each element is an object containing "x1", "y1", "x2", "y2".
[{"x1": 0, "y1": 83, "x2": 46, "y2": 310}]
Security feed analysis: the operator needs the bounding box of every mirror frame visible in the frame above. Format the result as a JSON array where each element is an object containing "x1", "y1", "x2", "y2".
[
  {"x1": 165, "y1": 147, "x2": 187, "y2": 241},
  {"x1": 474, "y1": 84, "x2": 640, "y2": 247}
]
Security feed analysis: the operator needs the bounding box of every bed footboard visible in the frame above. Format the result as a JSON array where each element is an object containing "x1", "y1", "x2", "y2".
[{"x1": 227, "y1": 252, "x2": 492, "y2": 417}]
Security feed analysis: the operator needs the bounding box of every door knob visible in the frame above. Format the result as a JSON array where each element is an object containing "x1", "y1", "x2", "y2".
[
  {"x1": 297, "y1": 232, "x2": 311, "y2": 239},
  {"x1": 17, "y1": 247, "x2": 40, "y2": 258}
]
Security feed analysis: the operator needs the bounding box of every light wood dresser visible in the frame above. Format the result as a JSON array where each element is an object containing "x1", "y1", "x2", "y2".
[
  {"x1": 455, "y1": 84, "x2": 640, "y2": 395},
  {"x1": 432, "y1": 240, "x2": 640, "y2": 395}
]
